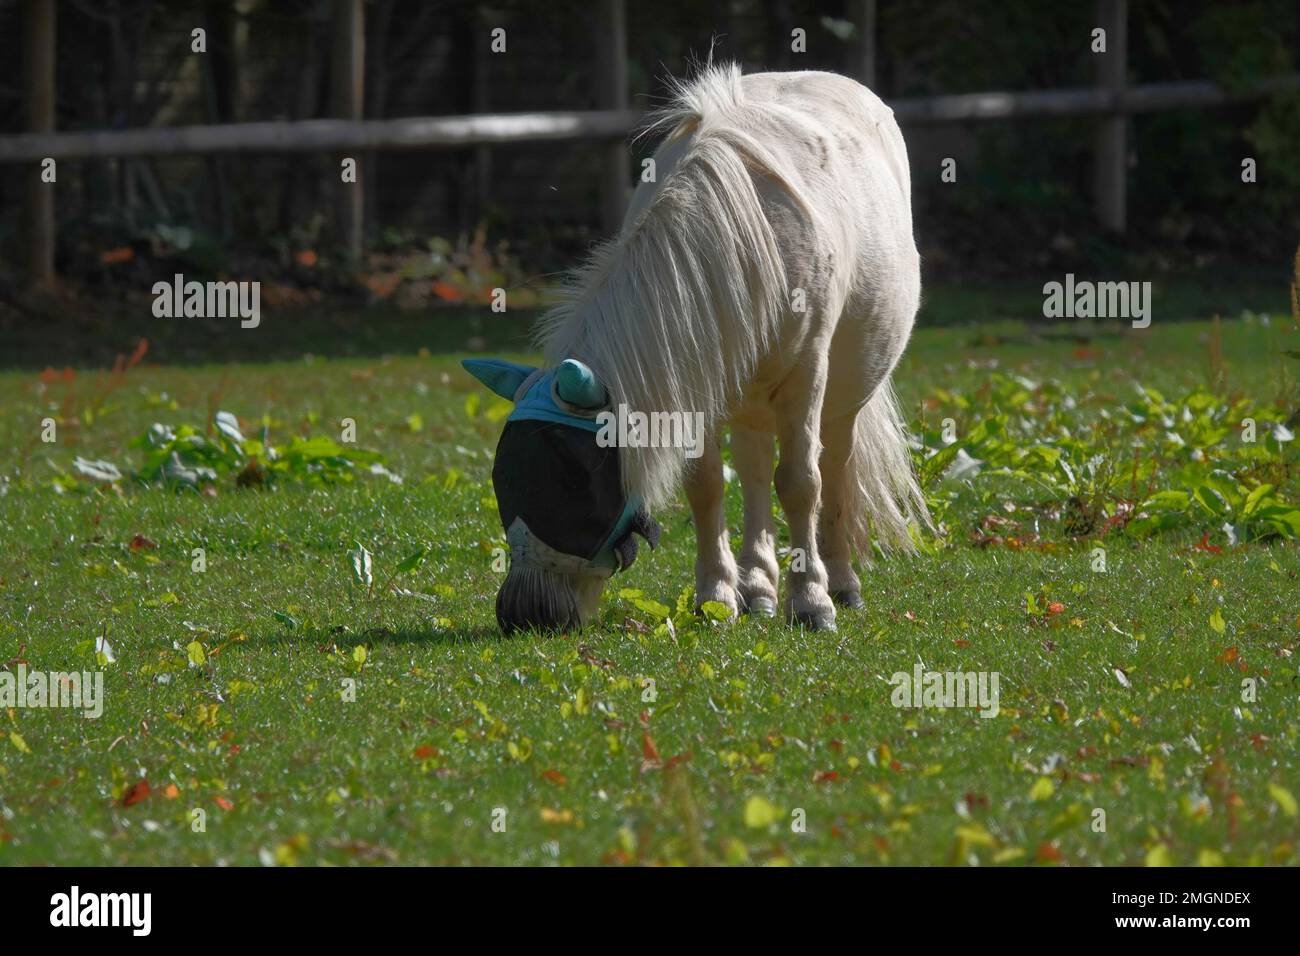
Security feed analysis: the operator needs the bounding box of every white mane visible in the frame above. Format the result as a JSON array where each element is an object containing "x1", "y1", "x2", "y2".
[{"x1": 536, "y1": 63, "x2": 812, "y2": 508}]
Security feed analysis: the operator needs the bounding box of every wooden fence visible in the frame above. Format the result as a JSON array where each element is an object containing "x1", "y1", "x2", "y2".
[{"x1": 5, "y1": 0, "x2": 1298, "y2": 289}]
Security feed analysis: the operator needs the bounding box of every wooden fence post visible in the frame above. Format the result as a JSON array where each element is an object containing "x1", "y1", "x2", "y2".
[
  {"x1": 595, "y1": 0, "x2": 628, "y2": 236},
  {"x1": 1094, "y1": 0, "x2": 1127, "y2": 233},
  {"x1": 851, "y1": 0, "x2": 876, "y2": 90},
  {"x1": 22, "y1": 0, "x2": 56, "y2": 291},
  {"x1": 331, "y1": 0, "x2": 364, "y2": 260}
]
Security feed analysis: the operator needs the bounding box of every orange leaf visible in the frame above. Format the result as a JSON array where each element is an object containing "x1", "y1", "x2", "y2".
[
  {"x1": 214, "y1": 795, "x2": 234, "y2": 811},
  {"x1": 1036, "y1": 842, "x2": 1062, "y2": 862},
  {"x1": 128, "y1": 534, "x2": 157, "y2": 552},
  {"x1": 162, "y1": 783, "x2": 180, "y2": 800},
  {"x1": 122, "y1": 780, "x2": 151, "y2": 806},
  {"x1": 642, "y1": 733, "x2": 661, "y2": 762},
  {"x1": 126, "y1": 338, "x2": 149, "y2": 369},
  {"x1": 413, "y1": 744, "x2": 439, "y2": 760},
  {"x1": 99, "y1": 246, "x2": 135, "y2": 265},
  {"x1": 541, "y1": 768, "x2": 567, "y2": 786},
  {"x1": 295, "y1": 249, "x2": 318, "y2": 267},
  {"x1": 1194, "y1": 532, "x2": 1223, "y2": 554},
  {"x1": 432, "y1": 280, "x2": 464, "y2": 302}
]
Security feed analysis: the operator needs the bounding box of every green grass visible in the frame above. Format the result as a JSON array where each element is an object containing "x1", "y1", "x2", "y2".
[{"x1": 0, "y1": 312, "x2": 1297, "y2": 866}]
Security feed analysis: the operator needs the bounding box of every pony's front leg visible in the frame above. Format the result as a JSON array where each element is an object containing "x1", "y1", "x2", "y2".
[
  {"x1": 773, "y1": 362, "x2": 837, "y2": 631},
  {"x1": 683, "y1": 434, "x2": 740, "y2": 618}
]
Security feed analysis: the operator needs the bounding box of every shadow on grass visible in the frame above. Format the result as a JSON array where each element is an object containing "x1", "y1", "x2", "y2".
[
  {"x1": 5, "y1": 268, "x2": 1289, "y2": 372},
  {"x1": 253, "y1": 623, "x2": 507, "y2": 649},
  {"x1": 0, "y1": 302, "x2": 541, "y2": 371}
]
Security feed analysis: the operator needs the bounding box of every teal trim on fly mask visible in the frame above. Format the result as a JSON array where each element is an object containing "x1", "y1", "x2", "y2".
[{"x1": 462, "y1": 357, "x2": 659, "y2": 575}]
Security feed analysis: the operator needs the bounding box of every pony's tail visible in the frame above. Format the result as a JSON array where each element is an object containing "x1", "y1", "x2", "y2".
[{"x1": 843, "y1": 378, "x2": 931, "y2": 557}]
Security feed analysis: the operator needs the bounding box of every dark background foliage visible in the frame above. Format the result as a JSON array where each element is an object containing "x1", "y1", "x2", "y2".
[{"x1": 0, "y1": 0, "x2": 1296, "y2": 302}]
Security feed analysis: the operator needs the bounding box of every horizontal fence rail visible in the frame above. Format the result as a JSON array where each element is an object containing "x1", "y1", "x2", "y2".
[
  {"x1": 1, "y1": 77, "x2": 1295, "y2": 163},
  {"x1": 890, "y1": 75, "x2": 1300, "y2": 125},
  {"x1": 0, "y1": 110, "x2": 647, "y2": 163}
]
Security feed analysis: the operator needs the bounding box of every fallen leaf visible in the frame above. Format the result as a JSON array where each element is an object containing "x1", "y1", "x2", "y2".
[
  {"x1": 122, "y1": 780, "x2": 151, "y2": 807},
  {"x1": 1029, "y1": 777, "x2": 1055, "y2": 801},
  {"x1": 642, "y1": 732, "x2": 661, "y2": 763},
  {"x1": 1268, "y1": 783, "x2": 1298, "y2": 817},
  {"x1": 743, "y1": 795, "x2": 779, "y2": 828},
  {"x1": 1194, "y1": 532, "x2": 1222, "y2": 554},
  {"x1": 1145, "y1": 844, "x2": 1173, "y2": 867}
]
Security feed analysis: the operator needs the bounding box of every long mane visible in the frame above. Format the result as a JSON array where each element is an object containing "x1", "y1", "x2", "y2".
[{"x1": 535, "y1": 63, "x2": 812, "y2": 508}]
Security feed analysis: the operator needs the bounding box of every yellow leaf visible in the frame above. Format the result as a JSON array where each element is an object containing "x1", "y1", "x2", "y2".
[
  {"x1": 1268, "y1": 783, "x2": 1298, "y2": 817},
  {"x1": 723, "y1": 837, "x2": 750, "y2": 865},
  {"x1": 9, "y1": 731, "x2": 31, "y2": 753},
  {"x1": 1029, "y1": 777, "x2": 1055, "y2": 801},
  {"x1": 1145, "y1": 844, "x2": 1173, "y2": 867},
  {"x1": 1197, "y1": 849, "x2": 1225, "y2": 867},
  {"x1": 955, "y1": 823, "x2": 997, "y2": 848},
  {"x1": 743, "y1": 795, "x2": 779, "y2": 828}
]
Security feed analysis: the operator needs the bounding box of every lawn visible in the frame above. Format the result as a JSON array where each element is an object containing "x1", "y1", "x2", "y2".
[{"x1": 0, "y1": 308, "x2": 1297, "y2": 866}]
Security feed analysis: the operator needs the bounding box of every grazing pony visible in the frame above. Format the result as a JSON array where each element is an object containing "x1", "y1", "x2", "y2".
[{"x1": 465, "y1": 64, "x2": 927, "y2": 634}]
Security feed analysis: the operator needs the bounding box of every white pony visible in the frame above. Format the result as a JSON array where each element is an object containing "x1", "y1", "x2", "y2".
[{"x1": 467, "y1": 64, "x2": 926, "y2": 633}]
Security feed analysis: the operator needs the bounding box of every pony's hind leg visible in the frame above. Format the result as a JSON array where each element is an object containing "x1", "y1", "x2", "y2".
[
  {"x1": 731, "y1": 425, "x2": 780, "y2": 617},
  {"x1": 773, "y1": 358, "x2": 837, "y2": 631},
  {"x1": 683, "y1": 432, "x2": 740, "y2": 618},
  {"x1": 817, "y1": 409, "x2": 865, "y2": 610}
]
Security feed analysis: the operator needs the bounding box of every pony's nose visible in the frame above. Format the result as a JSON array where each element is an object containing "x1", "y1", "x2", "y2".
[
  {"x1": 495, "y1": 598, "x2": 580, "y2": 635},
  {"x1": 494, "y1": 566, "x2": 583, "y2": 635}
]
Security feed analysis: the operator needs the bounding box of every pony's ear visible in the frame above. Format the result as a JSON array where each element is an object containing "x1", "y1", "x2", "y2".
[
  {"x1": 555, "y1": 358, "x2": 608, "y2": 409},
  {"x1": 461, "y1": 359, "x2": 536, "y2": 401}
]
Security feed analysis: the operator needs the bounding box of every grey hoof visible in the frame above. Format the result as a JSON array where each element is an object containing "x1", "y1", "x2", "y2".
[
  {"x1": 831, "y1": 589, "x2": 865, "y2": 610},
  {"x1": 743, "y1": 595, "x2": 778, "y2": 618},
  {"x1": 792, "y1": 609, "x2": 837, "y2": 632}
]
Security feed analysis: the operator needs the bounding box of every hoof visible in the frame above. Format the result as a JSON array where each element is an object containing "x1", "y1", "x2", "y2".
[
  {"x1": 792, "y1": 608, "x2": 837, "y2": 632},
  {"x1": 743, "y1": 595, "x2": 778, "y2": 618},
  {"x1": 831, "y1": 589, "x2": 865, "y2": 610}
]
